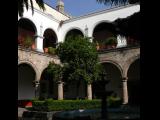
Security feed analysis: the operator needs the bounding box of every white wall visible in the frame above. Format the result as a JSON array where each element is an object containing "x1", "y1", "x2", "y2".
[
  {"x1": 60, "y1": 4, "x2": 140, "y2": 42},
  {"x1": 18, "y1": 4, "x2": 140, "y2": 52},
  {"x1": 18, "y1": 6, "x2": 69, "y2": 52}
]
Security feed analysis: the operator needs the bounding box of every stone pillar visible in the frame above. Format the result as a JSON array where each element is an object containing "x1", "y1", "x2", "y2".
[
  {"x1": 122, "y1": 77, "x2": 128, "y2": 104},
  {"x1": 35, "y1": 35, "x2": 44, "y2": 52},
  {"x1": 58, "y1": 81, "x2": 64, "y2": 100},
  {"x1": 87, "y1": 84, "x2": 92, "y2": 100},
  {"x1": 33, "y1": 80, "x2": 40, "y2": 99}
]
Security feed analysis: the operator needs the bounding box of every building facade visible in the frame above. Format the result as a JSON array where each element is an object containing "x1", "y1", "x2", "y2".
[{"x1": 18, "y1": 0, "x2": 140, "y2": 105}]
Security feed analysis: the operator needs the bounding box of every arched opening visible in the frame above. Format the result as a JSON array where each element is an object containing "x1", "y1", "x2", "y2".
[
  {"x1": 18, "y1": 63, "x2": 36, "y2": 100},
  {"x1": 39, "y1": 68, "x2": 58, "y2": 100},
  {"x1": 65, "y1": 29, "x2": 83, "y2": 41},
  {"x1": 127, "y1": 59, "x2": 140, "y2": 106},
  {"x1": 93, "y1": 62, "x2": 122, "y2": 100},
  {"x1": 93, "y1": 22, "x2": 118, "y2": 50},
  {"x1": 43, "y1": 29, "x2": 57, "y2": 53},
  {"x1": 64, "y1": 80, "x2": 87, "y2": 100},
  {"x1": 18, "y1": 18, "x2": 36, "y2": 49}
]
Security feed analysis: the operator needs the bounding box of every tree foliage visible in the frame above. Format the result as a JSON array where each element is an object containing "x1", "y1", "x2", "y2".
[
  {"x1": 18, "y1": 0, "x2": 45, "y2": 17},
  {"x1": 56, "y1": 35, "x2": 102, "y2": 84},
  {"x1": 46, "y1": 62, "x2": 63, "y2": 82}
]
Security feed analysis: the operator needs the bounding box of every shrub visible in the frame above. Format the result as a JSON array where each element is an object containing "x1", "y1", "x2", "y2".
[
  {"x1": 23, "y1": 35, "x2": 33, "y2": 48},
  {"x1": 32, "y1": 100, "x2": 101, "y2": 111},
  {"x1": 48, "y1": 47, "x2": 56, "y2": 55},
  {"x1": 31, "y1": 98, "x2": 122, "y2": 111},
  {"x1": 107, "y1": 96, "x2": 122, "y2": 108},
  {"x1": 104, "y1": 37, "x2": 117, "y2": 45}
]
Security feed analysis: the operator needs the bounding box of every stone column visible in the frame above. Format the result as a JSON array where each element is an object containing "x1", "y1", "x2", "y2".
[
  {"x1": 87, "y1": 84, "x2": 92, "y2": 100},
  {"x1": 58, "y1": 81, "x2": 64, "y2": 100},
  {"x1": 33, "y1": 80, "x2": 40, "y2": 99},
  {"x1": 122, "y1": 77, "x2": 128, "y2": 104},
  {"x1": 35, "y1": 35, "x2": 44, "y2": 52}
]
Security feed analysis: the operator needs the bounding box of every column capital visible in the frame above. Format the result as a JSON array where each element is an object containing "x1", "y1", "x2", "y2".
[
  {"x1": 122, "y1": 77, "x2": 128, "y2": 82},
  {"x1": 57, "y1": 80, "x2": 64, "y2": 84},
  {"x1": 35, "y1": 35, "x2": 44, "y2": 39}
]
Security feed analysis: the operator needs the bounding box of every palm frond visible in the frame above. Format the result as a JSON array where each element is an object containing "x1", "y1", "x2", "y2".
[
  {"x1": 29, "y1": 0, "x2": 34, "y2": 15},
  {"x1": 24, "y1": 0, "x2": 28, "y2": 10},
  {"x1": 35, "y1": 0, "x2": 45, "y2": 10},
  {"x1": 18, "y1": 0, "x2": 24, "y2": 17}
]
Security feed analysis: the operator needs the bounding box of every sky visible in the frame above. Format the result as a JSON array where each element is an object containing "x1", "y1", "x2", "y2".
[{"x1": 44, "y1": 0, "x2": 111, "y2": 17}]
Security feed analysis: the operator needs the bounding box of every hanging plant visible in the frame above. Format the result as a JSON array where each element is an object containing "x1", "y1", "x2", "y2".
[{"x1": 23, "y1": 35, "x2": 33, "y2": 48}]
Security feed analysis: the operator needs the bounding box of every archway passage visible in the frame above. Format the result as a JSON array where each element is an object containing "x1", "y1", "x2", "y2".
[
  {"x1": 39, "y1": 68, "x2": 57, "y2": 100},
  {"x1": 127, "y1": 59, "x2": 140, "y2": 106},
  {"x1": 63, "y1": 80, "x2": 86, "y2": 100},
  {"x1": 93, "y1": 22, "x2": 117, "y2": 50},
  {"x1": 18, "y1": 18, "x2": 36, "y2": 46},
  {"x1": 93, "y1": 62, "x2": 122, "y2": 100},
  {"x1": 65, "y1": 29, "x2": 83, "y2": 41},
  {"x1": 18, "y1": 63, "x2": 36, "y2": 100},
  {"x1": 43, "y1": 29, "x2": 57, "y2": 50}
]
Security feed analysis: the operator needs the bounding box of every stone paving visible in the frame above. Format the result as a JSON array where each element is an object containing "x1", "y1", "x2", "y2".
[{"x1": 18, "y1": 106, "x2": 140, "y2": 120}]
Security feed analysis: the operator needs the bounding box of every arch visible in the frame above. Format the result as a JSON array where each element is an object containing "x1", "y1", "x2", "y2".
[
  {"x1": 127, "y1": 58, "x2": 140, "y2": 105},
  {"x1": 18, "y1": 17, "x2": 37, "y2": 34},
  {"x1": 93, "y1": 61, "x2": 123, "y2": 99},
  {"x1": 18, "y1": 60, "x2": 40, "y2": 81},
  {"x1": 39, "y1": 67, "x2": 58, "y2": 99},
  {"x1": 63, "y1": 27, "x2": 85, "y2": 41},
  {"x1": 18, "y1": 63, "x2": 36, "y2": 100},
  {"x1": 127, "y1": 58, "x2": 140, "y2": 80},
  {"x1": 43, "y1": 28, "x2": 58, "y2": 51},
  {"x1": 124, "y1": 54, "x2": 140, "y2": 77},
  {"x1": 92, "y1": 21, "x2": 117, "y2": 50},
  {"x1": 18, "y1": 18, "x2": 37, "y2": 47},
  {"x1": 99, "y1": 60, "x2": 123, "y2": 77},
  {"x1": 91, "y1": 20, "x2": 113, "y2": 37}
]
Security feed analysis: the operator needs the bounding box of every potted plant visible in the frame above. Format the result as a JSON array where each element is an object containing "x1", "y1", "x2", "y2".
[
  {"x1": 104, "y1": 37, "x2": 117, "y2": 49},
  {"x1": 95, "y1": 41, "x2": 100, "y2": 50},
  {"x1": 96, "y1": 40, "x2": 105, "y2": 50},
  {"x1": 48, "y1": 47, "x2": 56, "y2": 55},
  {"x1": 31, "y1": 42, "x2": 36, "y2": 50},
  {"x1": 23, "y1": 35, "x2": 33, "y2": 48},
  {"x1": 44, "y1": 47, "x2": 48, "y2": 53}
]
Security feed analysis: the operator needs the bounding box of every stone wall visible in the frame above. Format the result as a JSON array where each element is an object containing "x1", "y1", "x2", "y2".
[{"x1": 18, "y1": 47, "x2": 60, "y2": 81}]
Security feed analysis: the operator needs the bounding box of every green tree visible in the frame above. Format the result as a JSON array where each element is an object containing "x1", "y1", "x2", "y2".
[
  {"x1": 18, "y1": 0, "x2": 45, "y2": 17},
  {"x1": 56, "y1": 35, "x2": 102, "y2": 99},
  {"x1": 46, "y1": 62, "x2": 63, "y2": 82}
]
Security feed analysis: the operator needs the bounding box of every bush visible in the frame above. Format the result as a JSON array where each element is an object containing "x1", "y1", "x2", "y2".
[
  {"x1": 31, "y1": 98, "x2": 122, "y2": 111},
  {"x1": 104, "y1": 37, "x2": 117, "y2": 45},
  {"x1": 32, "y1": 100, "x2": 101, "y2": 111},
  {"x1": 48, "y1": 47, "x2": 56, "y2": 55},
  {"x1": 23, "y1": 35, "x2": 33, "y2": 48},
  {"x1": 107, "y1": 96, "x2": 122, "y2": 108}
]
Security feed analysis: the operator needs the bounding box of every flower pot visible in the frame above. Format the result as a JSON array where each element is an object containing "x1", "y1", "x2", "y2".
[
  {"x1": 31, "y1": 43, "x2": 36, "y2": 50},
  {"x1": 96, "y1": 44, "x2": 100, "y2": 50},
  {"x1": 23, "y1": 101, "x2": 32, "y2": 107},
  {"x1": 44, "y1": 48, "x2": 48, "y2": 53},
  {"x1": 106, "y1": 45, "x2": 112, "y2": 49},
  {"x1": 18, "y1": 100, "x2": 32, "y2": 107}
]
